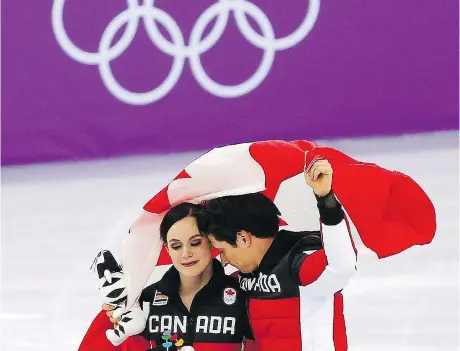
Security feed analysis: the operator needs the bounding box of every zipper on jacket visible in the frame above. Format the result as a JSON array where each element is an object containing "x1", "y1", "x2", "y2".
[{"x1": 245, "y1": 298, "x2": 255, "y2": 341}]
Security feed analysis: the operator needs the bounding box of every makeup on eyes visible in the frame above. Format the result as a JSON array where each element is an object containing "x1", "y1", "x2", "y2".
[{"x1": 169, "y1": 234, "x2": 203, "y2": 250}]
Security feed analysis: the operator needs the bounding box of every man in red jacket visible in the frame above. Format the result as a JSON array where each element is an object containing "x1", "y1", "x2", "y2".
[{"x1": 195, "y1": 159, "x2": 357, "y2": 351}]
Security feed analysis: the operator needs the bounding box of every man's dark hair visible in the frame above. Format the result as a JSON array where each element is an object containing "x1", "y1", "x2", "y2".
[
  {"x1": 195, "y1": 193, "x2": 281, "y2": 246},
  {"x1": 159, "y1": 203, "x2": 201, "y2": 243}
]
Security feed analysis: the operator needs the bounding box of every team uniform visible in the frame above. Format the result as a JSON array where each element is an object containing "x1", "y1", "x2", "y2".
[
  {"x1": 80, "y1": 259, "x2": 254, "y2": 351},
  {"x1": 238, "y1": 192, "x2": 357, "y2": 351}
]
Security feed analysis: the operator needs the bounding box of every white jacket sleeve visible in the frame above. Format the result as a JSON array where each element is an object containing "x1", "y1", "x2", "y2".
[{"x1": 298, "y1": 192, "x2": 357, "y2": 296}]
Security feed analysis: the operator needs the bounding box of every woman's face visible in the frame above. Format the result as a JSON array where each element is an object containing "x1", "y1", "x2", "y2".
[{"x1": 166, "y1": 216, "x2": 212, "y2": 277}]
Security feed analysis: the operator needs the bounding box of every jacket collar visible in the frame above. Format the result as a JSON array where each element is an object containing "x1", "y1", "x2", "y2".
[{"x1": 255, "y1": 230, "x2": 318, "y2": 273}]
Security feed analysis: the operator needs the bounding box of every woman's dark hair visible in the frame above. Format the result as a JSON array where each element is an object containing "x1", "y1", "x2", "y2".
[{"x1": 159, "y1": 203, "x2": 201, "y2": 243}]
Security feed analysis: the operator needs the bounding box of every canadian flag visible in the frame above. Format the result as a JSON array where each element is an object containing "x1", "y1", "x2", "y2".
[{"x1": 121, "y1": 140, "x2": 436, "y2": 309}]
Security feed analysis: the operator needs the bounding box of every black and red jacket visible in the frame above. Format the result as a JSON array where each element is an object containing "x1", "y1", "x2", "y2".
[
  {"x1": 239, "y1": 193, "x2": 357, "y2": 351},
  {"x1": 138, "y1": 258, "x2": 253, "y2": 351},
  {"x1": 79, "y1": 259, "x2": 255, "y2": 351}
]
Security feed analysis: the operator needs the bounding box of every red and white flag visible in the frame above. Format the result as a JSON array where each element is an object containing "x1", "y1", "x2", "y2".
[{"x1": 122, "y1": 140, "x2": 436, "y2": 308}]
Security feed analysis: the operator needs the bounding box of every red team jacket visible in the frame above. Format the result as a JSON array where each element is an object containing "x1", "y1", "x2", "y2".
[{"x1": 237, "y1": 193, "x2": 356, "y2": 351}]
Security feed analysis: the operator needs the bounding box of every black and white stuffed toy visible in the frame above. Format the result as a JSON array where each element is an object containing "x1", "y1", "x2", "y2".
[{"x1": 92, "y1": 250, "x2": 149, "y2": 346}]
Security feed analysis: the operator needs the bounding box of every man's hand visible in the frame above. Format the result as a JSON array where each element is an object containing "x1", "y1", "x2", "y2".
[{"x1": 304, "y1": 159, "x2": 333, "y2": 197}]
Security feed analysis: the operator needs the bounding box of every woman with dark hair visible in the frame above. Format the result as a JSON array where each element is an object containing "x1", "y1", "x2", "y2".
[{"x1": 79, "y1": 203, "x2": 255, "y2": 351}]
